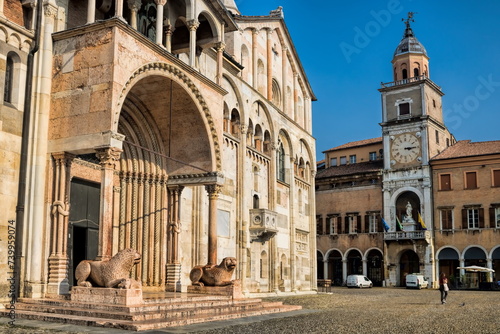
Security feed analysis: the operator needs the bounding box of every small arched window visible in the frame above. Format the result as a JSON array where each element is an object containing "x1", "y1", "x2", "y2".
[
  {"x1": 414, "y1": 68, "x2": 419, "y2": 77},
  {"x1": 253, "y1": 194, "x2": 259, "y2": 209},
  {"x1": 402, "y1": 69, "x2": 408, "y2": 79},
  {"x1": 4, "y1": 56, "x2": 14, "y2": 103},
  {"x1": 277, "y1": 142, "x2": 285, "y2": 182}
]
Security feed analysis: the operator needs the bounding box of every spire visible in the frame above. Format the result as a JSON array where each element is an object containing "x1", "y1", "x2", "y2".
[
  {"x1": 403, "y1": 12, "x2": 416, "y2": 38},
  {"x1": 394, "y1": 12, "x2": 427, "y2": 57}
]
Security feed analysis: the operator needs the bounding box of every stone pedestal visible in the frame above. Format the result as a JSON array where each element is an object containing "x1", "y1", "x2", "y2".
[
  {"x1": 166, "y1": 263, "x2": 182, "y2": 292},
  {"x1": 71, "y1": 287, "x2": 143, "y2": 306},
  {"x1": 187, "y1": 280, "x2": 243, "y2": 299}
]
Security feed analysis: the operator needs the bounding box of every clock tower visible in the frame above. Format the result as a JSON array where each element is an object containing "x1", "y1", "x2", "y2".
[{"x1": 379, "y1": 13, "x2": 454, "y2": 286}]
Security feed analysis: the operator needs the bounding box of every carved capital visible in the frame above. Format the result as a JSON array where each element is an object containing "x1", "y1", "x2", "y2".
[
  {"x1": 215, "y1": 42, "x2": 226, "y2": 53},
  {"x1": 205, "y1": 184, "x2": 223, "y2": 199},
  {"x1": 52, "y1": 152, "x2": 75, "y2": 167},
  {"x1": 168, "y1": 185, "x2": 185, "y2": 195},
  {"x1": 95, "y1": 147, "x2": 122, "y2": 169},
  {"x1": 127, "y1": 0, "x2": 142, "y2": 11},
  {"x1": 43, "y1": 1, "x2": 58, "y2": 19},
  {"x1": 187, "y1": 20, "x2": 200, "y2": 31}
]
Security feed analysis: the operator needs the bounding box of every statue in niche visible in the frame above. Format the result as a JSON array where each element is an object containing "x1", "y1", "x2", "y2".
[
  {"x1": 403, "y1": 201, "x2": 416, "y2": 223},
  {"x1": 75, "y1": 248, "x2": 142, "y2": 289},
  {"x1": 190, "y1": 257, "x2": 237, "y2": 287}
]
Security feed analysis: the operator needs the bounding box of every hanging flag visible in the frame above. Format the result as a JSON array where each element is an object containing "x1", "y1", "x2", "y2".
[
  {"x1": 396, "y1": 216, "x2": 404, "y2": 231},
  {"x1": 418, "y1": 212, "x2": 427, "y2": 230},
  {"x1": 381, "y1": 218, "x2": 390, "y2": 232}
]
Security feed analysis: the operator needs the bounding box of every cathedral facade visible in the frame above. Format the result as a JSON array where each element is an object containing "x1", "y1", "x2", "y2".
[{"x1": 0, "y1": 0, "x2": 316, "y2": 300}]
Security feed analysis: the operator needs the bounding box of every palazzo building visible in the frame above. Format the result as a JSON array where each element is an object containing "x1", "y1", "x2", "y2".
[
  {"x1": 0, "y1": 0, "x2": 316, "y2": 300},
  {"x1": 316, "y1": 14, "x2": 500, "y2": 288}
]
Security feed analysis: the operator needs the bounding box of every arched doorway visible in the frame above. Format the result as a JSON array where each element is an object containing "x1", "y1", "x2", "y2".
[
  {"x1": 400, "y1": 250, "x2": 420, "y2": 286},
  {"x1": 327, "y1": 250, "x2": 343, "y2": 286},
  {"x1": 317, "y1": 251, "x2": 324, "y2": 280},
  {"x1": 347, "y1": 250, "x2": 363, "y2": 276},
  {"x1": 438, "y1": 248, "x2": 459, "y2": 288},
  {"x1": 463, "y1": 247, "x2": 488, "y2": 288},
  {"x1": 367, "y1": 249, "x2": 384, "y2": 287},
  {"x1": 492, "y1": 247, "x2": 500, "y2": 280}
]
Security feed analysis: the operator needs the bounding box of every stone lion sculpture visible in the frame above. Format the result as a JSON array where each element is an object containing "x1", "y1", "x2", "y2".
[
  {"x1": 75, "y1": 248, "x2": 142, "y2": 289},
  {"x1": 189, "y1": 257, "x2": 237, "y2": 287}
]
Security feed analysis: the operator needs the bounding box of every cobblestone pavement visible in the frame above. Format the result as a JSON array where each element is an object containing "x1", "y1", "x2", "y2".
[{"x1": 1, "y1": 288, "x2": 499, "y2": 333}]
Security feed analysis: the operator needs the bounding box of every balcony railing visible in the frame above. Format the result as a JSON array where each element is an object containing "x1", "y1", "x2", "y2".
[
  {"x1": 380, "y1": 75, "x2": 428, "y2": 88},
  {"x1": 384, "y1": 230, "x2": 431, "y2": 242}
]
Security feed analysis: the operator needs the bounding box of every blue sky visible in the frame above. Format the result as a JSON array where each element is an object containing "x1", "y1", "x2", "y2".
[{"x1": 235, "y1": 0, "x2": 500, "y2": 161}]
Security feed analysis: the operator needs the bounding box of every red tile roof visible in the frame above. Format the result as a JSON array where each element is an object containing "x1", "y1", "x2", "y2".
[
  {"x1": 316, "y1": 160, "x2": 384, "y2": 179},
  {"x1": 323, "y1": 137, "x2": 382, "y2": 153},
  {"x1": 432, "y1": 140, "x2": 500, "y2": 160}
]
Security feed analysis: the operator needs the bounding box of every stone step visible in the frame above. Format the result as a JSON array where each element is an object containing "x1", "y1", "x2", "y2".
[
  {"x1": 14, "y1": 299, "x2": 280, "y2": 322},
  {"x1": 17, "y1": 296, "x2": 264, "y2": 313},
  {"x1": 4, "y1": 303, "x2": 302, "y2": 331}
]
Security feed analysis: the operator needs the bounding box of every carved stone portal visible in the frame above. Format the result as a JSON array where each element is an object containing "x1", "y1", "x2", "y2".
[
  {"x1": 189, "y1": 257, "x2": 237, "y2": 287},
  {"x1": 75, "y1": 248, "x2": 142, "y2": 289}
]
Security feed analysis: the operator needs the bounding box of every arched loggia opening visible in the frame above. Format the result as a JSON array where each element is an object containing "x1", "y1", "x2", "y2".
[{"x1": 115, "y1": 73, "x2": 215, "y2": 289}]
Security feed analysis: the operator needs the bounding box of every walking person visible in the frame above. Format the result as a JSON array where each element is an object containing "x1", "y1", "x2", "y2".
[{"x1": 439, "y1": 272, "x2": 449, "y2": 304}]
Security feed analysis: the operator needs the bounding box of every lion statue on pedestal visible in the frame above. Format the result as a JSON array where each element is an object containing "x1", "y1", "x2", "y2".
[
  {"x1": 189, "y1": 257, "x2": 237, "y2": 287},
  {"x1": 75, "y1": 248, "x2": 142, "y2": 289}
]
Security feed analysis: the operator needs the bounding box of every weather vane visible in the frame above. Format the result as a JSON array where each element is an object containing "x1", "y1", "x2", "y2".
[{"x1": 403, "y1": 12, "x2": 417, "y2": 29}]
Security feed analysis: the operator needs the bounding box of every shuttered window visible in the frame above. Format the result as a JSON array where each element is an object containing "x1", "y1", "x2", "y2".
[
  {"x1": 493, "y1": 170, "x2": 500, "y2": 187},
  {"x1": 440, "y1": 174, "x2": 451, "y2": 190},
  {"x1": 440, "y1": 209, "x2": 453, "y2": 229},
  {"x1": 465, "y1": 172, "x2": 477, "y2": 189}
]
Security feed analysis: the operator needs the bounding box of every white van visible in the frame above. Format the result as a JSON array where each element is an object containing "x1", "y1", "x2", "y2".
[
  {"x1": 405, "y1": 274, "x2": 428, "y2": 289},
  {"x1": 346, "y1": 275, "x2": 373, "y2": 288}
]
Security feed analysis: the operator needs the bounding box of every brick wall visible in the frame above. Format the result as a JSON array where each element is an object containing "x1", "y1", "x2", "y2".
[{"x1": 4, "y1": 0, "x2": 25, "y2": 27}]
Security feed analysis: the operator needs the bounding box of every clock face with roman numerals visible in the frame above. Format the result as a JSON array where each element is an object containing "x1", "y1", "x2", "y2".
[{"x1": 391, "y1": 133, "x2": 420, "y2": 164}]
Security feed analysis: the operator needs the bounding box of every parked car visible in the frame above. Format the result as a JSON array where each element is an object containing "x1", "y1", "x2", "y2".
[
  {"x1": 346, "y1": 275, "x2": 373, "y2": 288},
  {"x1": 406, "y1": 274, "x2": 428, "y2": 289}
]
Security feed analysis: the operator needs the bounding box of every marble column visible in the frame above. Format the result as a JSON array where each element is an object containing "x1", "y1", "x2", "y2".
[
  {"x1": 293, "y1": 73, "x2": 298, "y2": 122},
  {"x1": 164, "y1": 24, "x2": 173, "y2": 52},
  {"x1": 167, "y1": 185, "x2": 184, "y2": 264},
  {"x1": 127, "y1": 0, "x2": 141, "y2": 29},
  {"x1": 323, "y1": 259, "x2": 328, "y2": 280},
  {"x1": 251, "y1": 29, "x2": 258, "y2": 88},
  {"x1": 342, "y1": 259, "x2": 348, "y2": 282},
  {"x1": 155, "y1": 0, "x2": 166, "y2": 45},
  {"x1": 362, "y1": 259, "x2": 368, "y2": 276},
  {"x1": 95, "y1": 147, "x2": 122, "y2": 261},
  {"x1": 114, "y1": 0, "x2": 123, "y2": 19},
  {"x1": 47, "y1": 152, "x2": 75, "y2": 296},
  {"x1": 87, "y1": 0, "x2": 96, "y2": 24},
  {"x1": 215, "y1": 41, "x2": 225, "y2": 85},
  {"x1": 281, "y1": 46, "x2": 288, "y2": 113},
  {"x1": 266, "y1": 28, "x2": 273, "y2": 100},
  {"x1": 0, "y1": 0, "x2": 4, "y2": 15},
  {"x1": 187, "y1": 20, "x2": 199, "y2": 68},
  {"x1": 205, "y1": 184, "x2": 222, "y2": 265}
]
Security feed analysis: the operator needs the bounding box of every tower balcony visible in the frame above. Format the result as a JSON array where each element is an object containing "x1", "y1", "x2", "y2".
[
  {"x1": 384, "y1": 230, "x2": 431, "y2": 243},
  {"x1": 380, "y1": 75, "x2": 442, "y2": 93},
  {"x1": 249, "y1": 209, "x2": 278, "y2": 243}
]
